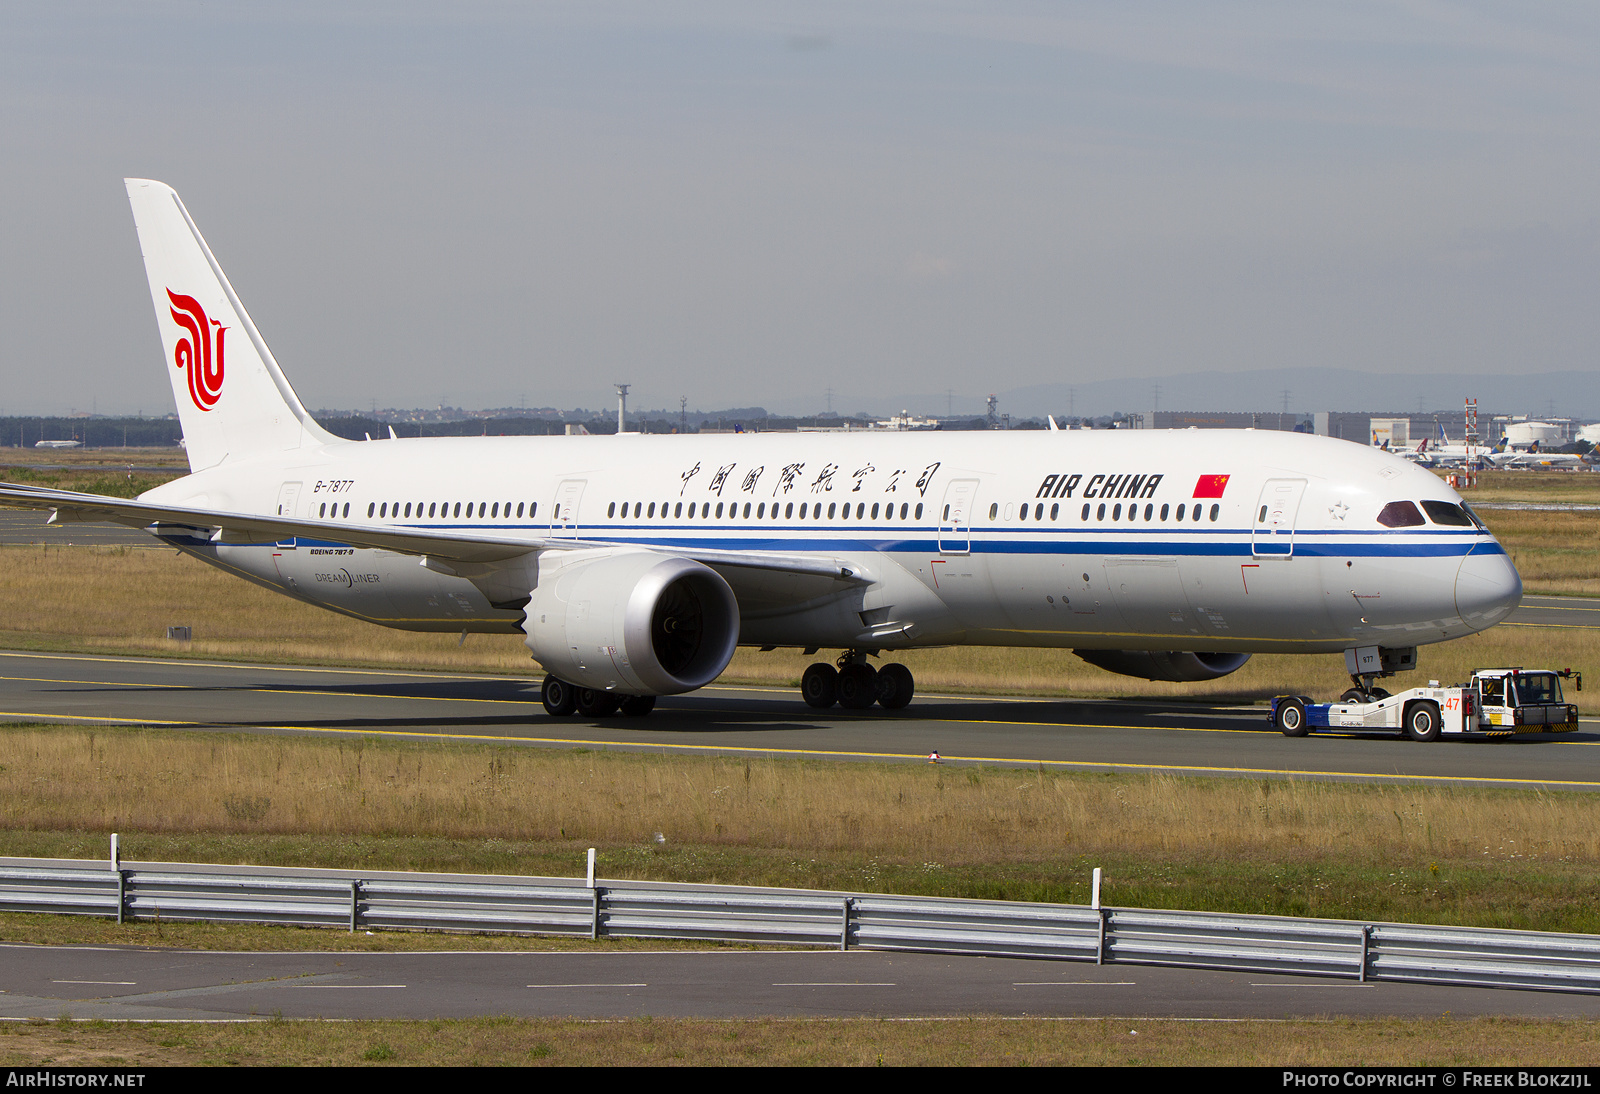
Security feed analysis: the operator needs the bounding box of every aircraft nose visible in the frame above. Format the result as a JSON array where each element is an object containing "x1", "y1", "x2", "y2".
[{"x1": 1456, "y1": 542, "x2": 1522, "y2": 631}]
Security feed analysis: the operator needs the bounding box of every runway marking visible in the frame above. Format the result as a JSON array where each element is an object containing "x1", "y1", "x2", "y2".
[
  {"x1": 208, "y1": 725, "x2": 1600, "y2": 788},
  {"x1": 293, "y1": 984, "x2": 407, "y2": 989},
  {"x1": 0, "y1": 711, "x2": 190, "y2": 726},
  {"x1": 0, "y1": 674, "x2": 538, "y2": 709},
  {"x1": 527, "y1": 983, "x2": 647, "y2": 989},
  {"x1": 1501, "y1": 622, "x2": 1600, "y2": 630},
  {"x1": 1, "y1": 707, "x2": 1596, "y2": 784},
  {"x1": 1014, "y1": 981, "x2": 1135, "y2": 986},
  {"x1": 773, "y1": 982, "x2": 897, "y2": 987},
  {"x1": 52, "y1": 980, "x2": 135, "y2": 986}
]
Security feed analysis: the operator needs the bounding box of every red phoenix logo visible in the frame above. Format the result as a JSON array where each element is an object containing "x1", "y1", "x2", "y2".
[{"x1": 166, "y1": 289, "x2": 226, "y2": 411}]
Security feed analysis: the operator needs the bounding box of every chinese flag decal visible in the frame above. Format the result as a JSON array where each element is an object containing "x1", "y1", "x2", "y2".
[{"x1": 1192, "y1": 474, "x2": 1230, "y2": 498}]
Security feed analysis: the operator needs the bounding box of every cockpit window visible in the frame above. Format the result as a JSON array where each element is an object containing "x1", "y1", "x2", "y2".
[
  {"x1": 1460, "y1": 503, "x2": 1488, "y2": 531},
  {"x1": 1421, "y1": 500, "x2": 1474, "y2": 527},
  {"x1": 1376, "y1": 500, "x2": 1425, "y2": 528}
]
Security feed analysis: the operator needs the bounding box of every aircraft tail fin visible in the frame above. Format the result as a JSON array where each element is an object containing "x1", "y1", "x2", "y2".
[{"x1": 125, "y1": 179, "x2": 337, "y2": 471}]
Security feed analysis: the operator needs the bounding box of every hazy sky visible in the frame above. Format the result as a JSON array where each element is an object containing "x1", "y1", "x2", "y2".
[{"x1": 2, "y1": 2, "x2": 1597, "y2": 417}]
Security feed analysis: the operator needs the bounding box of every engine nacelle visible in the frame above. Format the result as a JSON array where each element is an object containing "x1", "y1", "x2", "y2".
[
  {"x1": 1073, "y1": 649, "x2": 1251, "y2": 683},
  {"x1": 523, "y1": 549, "x2": 740, "y2": 695}
]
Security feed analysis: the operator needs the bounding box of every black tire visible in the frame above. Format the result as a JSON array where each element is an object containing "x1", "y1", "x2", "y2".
[
  {"x1": 1339, "y1": 688, "x2": 1368, "y2": 703},
  {"x1": 541, "y1": 675, "x2": 577, "y2": 717},
  {"x1": 1405, "y1": 701, "x2": 1441, "y2": 742},
  {"x1": 1370, "y1": 686, "x2": 1391, "y2": 699},
  {"x1": 876, "y1": 663, "x2": 915, "y2": 710},
  {"x1": 801, "y1": 663, "x2": 838, "y2": 708},
  {"x1": 838, "y1": 663, "x2": 878, "y2": 710},
  {"x1": 1276, "y1": 697, "x2": 1309, "y2": 737},
  {"x1": 576, "y1": 688, "x2": 621, "y2": 717},
  {"x1": 619, "y1": 695, "x2": 656, "y2": 717}
]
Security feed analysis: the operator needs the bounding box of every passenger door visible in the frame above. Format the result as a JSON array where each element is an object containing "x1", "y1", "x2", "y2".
[
  {"x1": 1251, "y1": 479, "x2": 1306, "y2": 558},
  {"x1": 938, "y1": 478, "x2": 979, "y2": 555}
]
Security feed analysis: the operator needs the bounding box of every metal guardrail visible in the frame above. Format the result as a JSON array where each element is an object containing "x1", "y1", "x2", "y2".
[{"x1": 3, "y1": 857, "x2": 1598, "y2": 995}]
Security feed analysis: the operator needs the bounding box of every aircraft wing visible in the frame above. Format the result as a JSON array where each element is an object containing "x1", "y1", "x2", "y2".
[{"x1": 0, "y1": 482, "x2": 868, "y2": 583}]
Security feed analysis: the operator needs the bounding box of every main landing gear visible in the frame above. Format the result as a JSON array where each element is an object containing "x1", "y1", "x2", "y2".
[
  {"x1": 801, "y1": 651, "x2": 914, "y2": 711},
  {"x1": 541, "y1": 675, "x2": 656, "y2": 718}
]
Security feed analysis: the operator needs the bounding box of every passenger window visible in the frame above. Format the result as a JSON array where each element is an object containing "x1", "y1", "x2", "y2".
[
  {"x1": 365, "y1": 502, "x2": 373, "y2": 517},
  {"x1": 914, "y1": 503, "x2": 922, "y2": 520},
  {"x1": 1421, "y1": 500, "x2": 1473, "y2": 527},
  {"x1": 530, "y1": 502, "x2": 537, "y2": 517},
  {"x1": 648, "y1": 502, "x2": 656, "y2": 518},
  {"x1": 1081, "y1": 503, "x2": 1090, "y2": 520},
  {"x1": 785, "y1": 502, "x2": 793, "y2": 518},
  {"x1": 1112, "y1": 504, "x2": 1122, "y2": 520},
  {"x1": 688, "y1": 502, "x2": 696, "y2": 518},
  {"x1": 988, "y1": 503, "x2": 997, "y2": 520},
  {"x1": 1050, "y1": 503, "x2": 1058, "y2": 520},
  {"x1": 1209, "y1": 504, "x2": 1219, "y2": 522},
  {"x1": 1160, "y1": 503, "x2": 1169, "y2": 520},
  {"x1": 856, "y1": 502, "x2": 865, "y2": 519},
  {"x1": 674, "y1": 502, "x2": 682, "y2": 518},
  {"x1": 1097, "y1": 503, "x2": 1106, "y2": 520},
  {"x1": 715, "y1": 502, "x2": 724, "y2": 518},
  {"x1": 608, "y1": 503, "x2": 616, "y2": 518},
  {"x1": 1376, "y1": 501, "x2": 1425, "y2": 528},
  {"x1": 343, "y1": 503, "x2": 350, "y2": 518},
  {"x1": 828, "y1": 502, "x2": 837, "y2": 519},
  {"x1": 1144, "y1": 504, "x2": 1153, "y2": 520},
  {"x1": 1018, "y1": 503, "x2": 1028, "y2": 522},
  {"x1": 871, "y1": 503, "x2": 880, "y2": 519}
]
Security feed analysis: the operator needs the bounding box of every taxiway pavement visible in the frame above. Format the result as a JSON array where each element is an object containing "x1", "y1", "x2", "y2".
[{"x1": 1, "y1": 650, "x2": 1595, "y2": 788}]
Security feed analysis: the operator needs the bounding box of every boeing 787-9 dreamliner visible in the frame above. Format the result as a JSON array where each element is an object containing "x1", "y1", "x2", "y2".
[{"x1": 0, "y1": 181, "x2": 1523, "y2": 717}]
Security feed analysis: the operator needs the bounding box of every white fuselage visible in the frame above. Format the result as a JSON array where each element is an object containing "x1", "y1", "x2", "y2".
[{"x1": 141, "y1": 427, "x2": 1521, "y2": 656}]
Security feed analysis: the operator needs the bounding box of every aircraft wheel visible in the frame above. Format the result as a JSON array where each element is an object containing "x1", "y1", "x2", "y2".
[
  {"x1": 1405, "y1": 701, "x2": 1441, "y2": 742},
  {"x1": 1275, "y1": 697, "x2": 1309, "y2": 737},
  {"x1": 619, "y1": 695, "x2": 657, "y2": 717},
  {"x1": 1339, "y1": 688, "x2": 1367, "y2": 703},
  {"x1": 801, "y1": 663, "x2": 839, "y2": 708},
  {"x1": 576, "y1": 688, "x2": 621, "y2": 717},
  {"x1": 838, "y1": 663, "x2": 878, "y2": 710},
  {"x1": 541, "y1": 675, "x2": 577, "y2": 717},
  {"x1": 876, "y1": 663, "x2": 915, "y2": 710}
]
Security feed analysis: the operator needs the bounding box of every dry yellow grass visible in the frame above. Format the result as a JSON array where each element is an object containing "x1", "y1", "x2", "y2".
[
  {"x1": 1478, "y1": 508, "x2": 1600, "y2": 597},
  {"x1": 2, "y1": 1015, "x2": 1598, "y2": 1067},
  {"x1": 0, "y1": 544, "x2": 1592, "y2": 702},
  {"x1": 4, "y1": 726, "x2": 1596, "y2": 866},
  {"x1": 1448, "y1": 469, "x2": 1600, "y2": 505}
]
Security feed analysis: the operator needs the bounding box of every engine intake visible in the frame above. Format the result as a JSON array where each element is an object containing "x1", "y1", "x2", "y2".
[
  {"x1": 1073, "y1": 649, "x2": 1251, "y2": 683},
  {"x1": 524, "y1": 550, "x2": 740, "y2": 695}
]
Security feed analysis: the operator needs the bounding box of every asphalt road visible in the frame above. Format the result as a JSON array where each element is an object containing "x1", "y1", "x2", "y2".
[
  {"x1": 4, "y1": 945, "x2": 1598, "y2": 1021},
  {"x1": 1, "y1": 650, "x2": 1596, "y2": 788}
]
